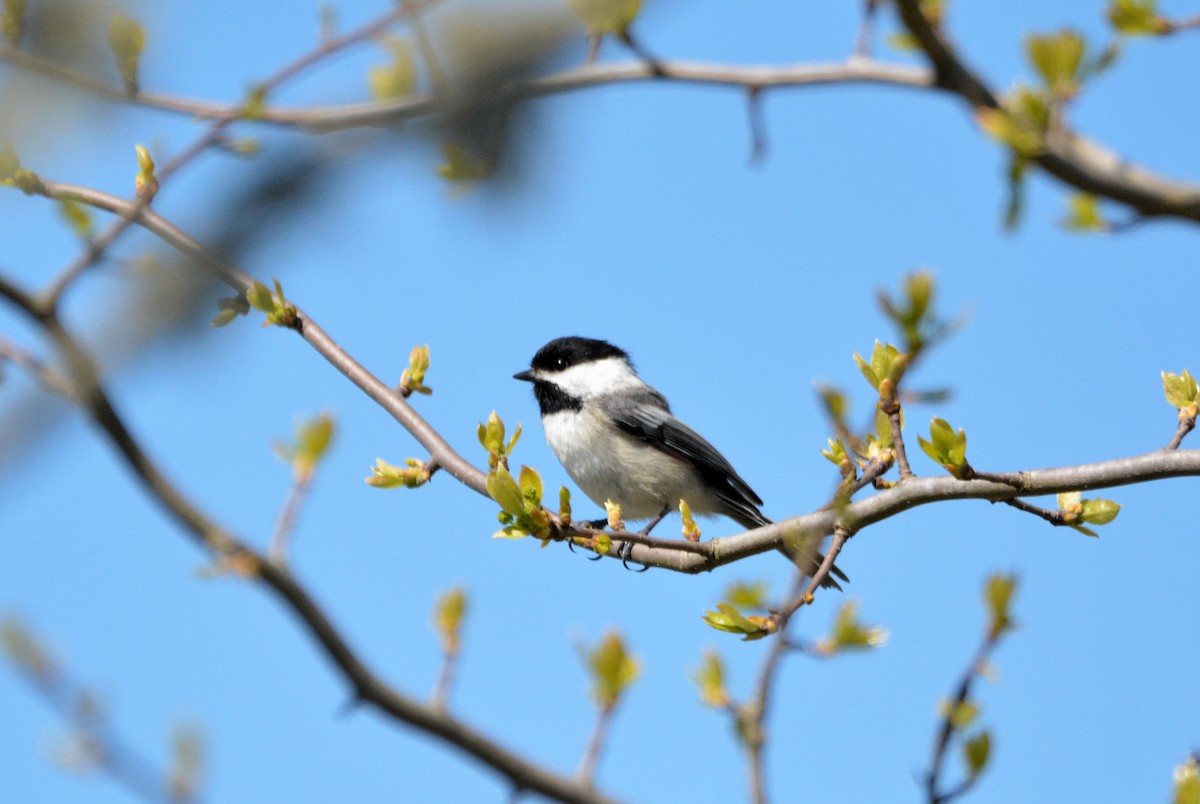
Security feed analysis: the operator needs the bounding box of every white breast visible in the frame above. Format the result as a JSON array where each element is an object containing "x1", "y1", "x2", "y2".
[{"x1": 541, "y1": 407, "x2": 716, "y2": 520}]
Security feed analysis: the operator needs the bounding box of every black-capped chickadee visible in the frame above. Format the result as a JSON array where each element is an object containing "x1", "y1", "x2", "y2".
[{"x1": 514, "y1": 336, "x2": 847, "y2": 588}]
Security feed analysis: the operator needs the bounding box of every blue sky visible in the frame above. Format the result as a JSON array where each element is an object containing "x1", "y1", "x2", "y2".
[{"x1": 2, "y1": 1, "x2": 1198, "y2": 802}]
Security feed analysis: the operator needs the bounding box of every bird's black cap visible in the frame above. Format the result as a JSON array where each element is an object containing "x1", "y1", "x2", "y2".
[{"x1": 520, "y1": 337, "x2": 629, "y2": 377}]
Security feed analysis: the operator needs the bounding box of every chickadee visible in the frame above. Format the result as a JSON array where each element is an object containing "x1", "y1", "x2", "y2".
[{"x1": 514, "y1": 336, "x2": 847, "y2": 588}]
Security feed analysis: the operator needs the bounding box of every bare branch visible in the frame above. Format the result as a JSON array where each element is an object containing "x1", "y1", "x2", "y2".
[
  {"x1": 577, "y1": 704, "x2": 616, "y2": 788},
  {"x1": 1165, "y1": 414, "x2": 1196, "y2": 450},
  {"x1": 1000, "y1": 497, "x2": 1068, "y2": 527},
  {"x1": 887, "y1": 404, "x2": 915, "y2": 481},
  {"x1": 269, "y1": 473, "x2": 314, "y2": 565}
]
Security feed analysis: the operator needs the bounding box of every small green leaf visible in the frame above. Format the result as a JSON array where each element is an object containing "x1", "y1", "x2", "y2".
[
  {"x1": 56, "y1": 199, "x2": 93, "y2": 241},
  {"x1": 368, "y1": 38, "x2": 416, "y2": 101},
  {"x1": 701, "y1": 603, "x2": 774, "y2": 641},
  {"x1": 724, "y1": 581, "x2": 768, "y2": 611},
  {"x1": 586, "y1": 631, "x2": 640, "y2": 709},
  {"x1": 870, "y1": 341, "x2": 901, "y2": 388},
  {"x1": 107, "y1": 14, "x2": 145, "y2": 94},
  {"x1": 1079, "y1": 498, "x2": 1120, "y2": 526},
  {"x1": 558, "y1": 486, "x2": 572, "y2": 523},
  {"x1": 944, "y1": 699, "x2": 980, "y2": 730},
  {"x1": 518, "y1": 465, "x2": 543, "y2": 507},
  {"x1": 818, "y1": 601, "x2": 888, "y2": 654},
  {"x1": 821, "y1": 437, "x2": 848, "y2": 467},
  {"x1": 984, "y1": 573, "x2": 1018, "y2": 637},
  {"x1": 569, "y1": 0, "x2": 641, "y2": 36},
  {"x1": 293, "y1": 413, "x2": 335, "y2": 476},
  {"x1": 1061, "y1": 193, "x2": 1108, "y2": 232},
  {"x1": 211, "y1": 295, "x2": 250, "y2": 327},
  {"x1": 964, "y1": 730, "x2": 992, "y2": 777},
  {"x1": 433, "y1": 587, "x2": 467, "y2": 653},
  {"x1": 1026, "y1": 29, "x2": 1086, "y2": 99},
  {"x1": 399, "y1": 344, "x2": 432, "y2": 396},
  {"x1": 1162, "y1": 370, "x2": 1198, "y2": 410},
  {"x1": 436, "y1": 142, "x2": 493, "y2": 185},
  {"x1": 243, "y1": 83, "x2": 268, "y2": 120},
  {"x1": 977, "y1": 87, "x2": 1050, "y2": 158},
  {"x1": 816, "y1": 385, "x2": 847, "y2": 423},
  {"x1": 487, "y1": 467, "x2": 526, "y2": 516},
  {"x1": 245, "y1": 280, "x2": 275, "y2": 313},
  {"x1": 480, "y1": 410, "x2": 506, "y2": 454},
  {"x1": 853, "y1": 351, "x2": 880, "y2": 390},
  {"x1": 365, "y1": 457, "x2": 428, "y2": 489},
  {"x1": 919, "y1": 417, "x2": 968, "y2": 477},
  {"x1": 691, "y1": 650, "x2": 729, "y2": 708},
  {"x1": 680, "y1": 498, "x2": 701, "y2": 541},
  {"x1": 874, "y1": 405, "x2": 894, "y2": 450},
  {"x1": 1108, "y1": 0, "x2": 1169, "y2": 36}
]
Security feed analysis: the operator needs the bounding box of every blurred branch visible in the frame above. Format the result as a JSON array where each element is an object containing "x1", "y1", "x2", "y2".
[
  {"x1": 30, "y1": 1, "x2": 437, "y2": 309},
  {"x1": 924, "y1": 574, "x2": 1016, "y2": 803},
  {"x1": 6, "y1": 4, "x2": 1198, "y2": 227},
  {"x1": 1, "y1": 617, "x2": 200, "y2": 804},
  {"x1": 893, "y1": 0, "x2": 1200, "y2": 223},
  {"x1": 269, "y1": 472, "x2": 313, "y2": 565},
  {"x1": 1, "y1": 47, "x2": 931, "y2": 130},
  {"x1": 577, "y1": 704, "x2": 615, "y2": 788},
  {"x1": 0, "y1": 277, "x2": 615, "y2": 804}
]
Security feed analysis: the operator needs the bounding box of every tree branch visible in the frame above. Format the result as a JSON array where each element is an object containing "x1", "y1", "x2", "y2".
[
  {"x1": 892, "y1": 0, "x2": 1200, "y2": 222},
  {"x1": 0, "y1": 281, "x2": 615, "y2": 804},
  {"x1": 13, "y1": 181, "x2": 1200, "y2": 577}
]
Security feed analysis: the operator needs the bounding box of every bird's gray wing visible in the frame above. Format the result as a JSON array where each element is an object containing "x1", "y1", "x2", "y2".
[{"x1": 599, "y1": 390, "x2": 765, "y2": 509}]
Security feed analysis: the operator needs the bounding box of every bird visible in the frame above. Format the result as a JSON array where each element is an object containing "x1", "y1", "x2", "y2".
[{"x1": 514, "y1": 336, "x2": 847, "y2": 588}]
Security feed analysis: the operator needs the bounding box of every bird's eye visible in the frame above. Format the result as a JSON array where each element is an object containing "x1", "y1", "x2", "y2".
[{"x1": 554, "y1": 357, "x2": 566, "y2": 369}]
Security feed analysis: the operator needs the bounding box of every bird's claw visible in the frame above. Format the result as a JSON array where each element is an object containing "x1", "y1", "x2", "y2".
[{"x1": 619, "y1": 539, "x2": 649, "y2": 572}]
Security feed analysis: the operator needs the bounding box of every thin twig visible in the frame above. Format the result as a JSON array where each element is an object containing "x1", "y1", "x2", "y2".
[
  {"x1": 577, "y1": 704, "x2": 615, "y2": 787},
  {"x1": 431, "y1": 643, "x2": 460, "y2": 712},
  {"x1": 887, "y1": 404, "x2": 915, "y2": 481},
  {"x1": 746, "y1": 88, "x2": 768, "y2": 164},
  {"x1": 1000, "y1": 497, "x2": 1067, "y2": 526},
  {"x1": 269, "y1": 473, "x2": 314, "y2": 565},
  {"x1": 924, "y1": 621, "x2": 1008, "y2": 804},
  {"x1": 1165, "y1": 414, "x2": 1195, "y2": 450}
]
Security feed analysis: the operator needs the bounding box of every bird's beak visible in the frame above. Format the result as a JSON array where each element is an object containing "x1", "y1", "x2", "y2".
[{"x1": 513, "y1": 370, "x2": 536, "y2": 382}]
